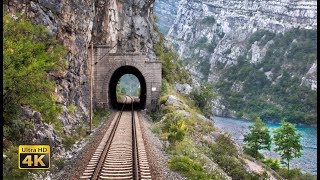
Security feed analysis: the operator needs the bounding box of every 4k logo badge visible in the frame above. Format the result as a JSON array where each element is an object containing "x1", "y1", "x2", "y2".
[{"x1": 19, "y1": 145, "x2": 50, "y2": 169}]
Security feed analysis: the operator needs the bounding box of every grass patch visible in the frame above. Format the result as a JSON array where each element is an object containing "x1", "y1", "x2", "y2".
[
  {"x1": 62, "y1": 122, "x2": 88, "y2": 151},
  {"x1": 206, "y1": 134, "x2": 263, "y2": 179},
  {"x1": 277, "y1": 168, "x2": 316, "y2": 180},
  {"x1": 62, "y1": 108, "x2": 110, "y2": 151},
  {"x1": 92, "y1": 107, "x2": 111, "y2": 128},
  {"x1": 68, "y1": 103, "x2": 76, "y2": 114},
  {"x1": 169, "y1": 155, "x2": 222, "y2": 179},
  {"x1": 53, "y1": 157, "x2": 66, "y2": 170},
  {"x1": 3, "y1": 145, "x2": 47, "y2": 179}
]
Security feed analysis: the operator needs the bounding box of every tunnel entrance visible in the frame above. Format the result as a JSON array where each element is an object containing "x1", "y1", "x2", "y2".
[{"x1": 109, "y1": 66, "x2": 146, "y2": 110}]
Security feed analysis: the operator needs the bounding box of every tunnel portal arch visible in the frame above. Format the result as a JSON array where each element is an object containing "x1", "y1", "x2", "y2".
[
  {"x1": 92, "y1": 51, "x2": 161, "y2": 111},
  {"x1": 109, "y1": 66, "x2": 146, "y2": 109}
]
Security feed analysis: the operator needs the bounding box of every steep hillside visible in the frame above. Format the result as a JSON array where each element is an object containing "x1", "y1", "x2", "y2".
[
  {"x1": 4, "y1": 0, "x2": 157, "y2": 178},
  {"x1": 154, "y1": 0, "x2": 317, "y2": 124}
]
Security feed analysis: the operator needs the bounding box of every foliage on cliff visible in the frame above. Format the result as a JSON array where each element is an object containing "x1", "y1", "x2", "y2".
[
  {"x1": 3, "y1": 13, "x2": 68, "y2": 179},
  {"x1": 216, "y1": 28, "x2": 317, "y2": 124},
  {"x1": 3, "y1": 14, "x2": 67, "y2": 141},
  {"x1": 152, "y1": 82, "x2": 265, "y2": 179}
]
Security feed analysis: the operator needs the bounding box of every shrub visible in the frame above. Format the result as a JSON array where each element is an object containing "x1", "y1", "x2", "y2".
[
  {"x1": 168, "y1": 156, "x2": 212, "y2": 179},
  {"x1": 3, "y1": 14, "x2": 67, "y2": 125},
  {"x1": 214, "y1": 155, "x2": 254, "y2": 180},
  {"x1": 168, "y1": 120, "x2": 187, "y2": 145},
  {"x1": 191, "y1": 82, "x2": 216, "y2": 118},
  {"x1": 262, "y1": 158, "x2": 281, "y2": 170},
  {"x1": 215, "y1": 134, "x2": 238, "y2": 157},
  {"x1": 161, "y1": 79, "x2": 171, "y2": 96},
  {"x1": 4, "y1": 145, "x2": 30, "y2": 179},
  {"x1": 277, "y1": 168, "x2": 316, "y2": 180},
  {"x1": 68, "y1": 103, "x2": 76, "y2": 114},
  {"x1": 161, "y1": 113, "x2": 188, "y2": 145},
  {"x1": 62, "y1": 135, "x2": 77, "y2": 151},
  {"x1": 92, "y1": 107, "x2": 110, "y2": 128},
  {"x1": 243, "y1": 147, "x2": 265, "y2": 160}
]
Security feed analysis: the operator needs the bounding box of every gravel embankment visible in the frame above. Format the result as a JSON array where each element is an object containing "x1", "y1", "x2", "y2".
[
  {"x1": 139, "y1": 111, "x2": 185, "y2": 180},
  {"x1": 53, "y1": 111, "x2": 117, "y2": 180}
]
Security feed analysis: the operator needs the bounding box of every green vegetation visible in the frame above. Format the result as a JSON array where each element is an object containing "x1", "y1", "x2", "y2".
[
  {"x1": 216, "y1": 28, "x2": 317, "y2": 124},
  {"x1": 3, "y1": 13, "x2": 67, "y2": 142},
  {"x1": 62, "y1": 108, "x2": 110, "y2": 151},
  {"x1": 151, "y1": 77, "x2": 260, "y2": 179},
  {"x1": 191, "y1": 82, "x2": 216, "y2": 117},
  {"x1": 248, "y1": 29, "x2": 276, "y2": 46},
  {"x1": 62, "y1": 122, "x2": 88, "y2": 151},
  {"x1": 3, "y1": 13, "x2": 67, "y2": 179},
  {"x1": 116, "y1": 81, "x2": 126, "y2": 102},
  {"x1": 208, "y1": 135, "x2": 262, "y2": 179},
  {"x1": 152, "y1": 24, "x2": 273, "y2": 180},
  {"x1": 68, "y1": 103, "x2": 77, "y2": 114},
  {"x1": 167, "y1": 115, "x2": 188, "y2": 145},
  {"x1": 273, "y1": 120, "x2": 303, "y2": 172},
  {"x1": 277, "y1": 168, "x2": 316, "y2": 180},
  {"x1": 261, "y1": 157, "x2": 316, "y2": 179},
  {"x1": 4, "y1": 14, "x2": 67, "y2": 126},
  {"x1": 92, "y1": 107, "x2": 111, "y2": 128},
  {"x1": 168, "y1": 156, "x2": 219, "y2": 179},
  {"x1": 242, "y1": 118, "x2": 314, "y2": 179},
  {"x1": 151, "y1": 77, "x2": 226, "y2": 179},
  {"x1": 4, "y1": 145, "x2": 29, "y2": 179},
  {"x1": 243, "y1": 117, "x2": 271, "y2": 158},
  {"x1": 262, "y1": 158, "x2": 281, "y2": 171},
  {"x1": 194, "y1": 37, "x2": 208, "y2": 49}
]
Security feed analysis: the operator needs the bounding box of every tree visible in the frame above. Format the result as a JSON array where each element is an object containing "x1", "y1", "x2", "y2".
[
  {"x1": 243, "y1": 117, "x2": 271, "y2": 158},
  {"x1": 273, "y1": 120, "x2": 303, "y2": 172},
  {"x1": 191, "y1": 82, "x2": 216, "y2": 117},
  {"x1": 3, "y1": 14, "x2": 67, "y2": 126}
]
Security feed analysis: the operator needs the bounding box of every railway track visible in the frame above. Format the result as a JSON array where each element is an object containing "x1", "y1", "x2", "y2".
[{"x1": 80, "y1": 96, "x2": 152, "y2": 180}]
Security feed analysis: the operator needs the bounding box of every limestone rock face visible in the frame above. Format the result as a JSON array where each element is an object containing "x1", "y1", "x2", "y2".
[
  {"x1": 92, "y1": 0, "x2": 157, "y2": 60},
  {"x1": 20, "y1": 106, "x2": 65, "y2": 157},
  {"x1": 154, "y1": 0, "x2": 179, "y2": 34},
  {"x1": 158, "y1": 0, "x2": 317, "y2": 82},
  {"x1": 154, "y1": 0, "x2": 317, "y2": 116},
  {"x1": 174, "y1": 83, "x2": 192, "y2": 94},
  {"x1": 165, "y1": 95, "x2": 186, "y2": 107},
  {"x1": 6, "y1": 0, "x2": 157, "y2": 155},
  {"x1": 301, "y1": 61, "x2": 317, "y2": 90}
]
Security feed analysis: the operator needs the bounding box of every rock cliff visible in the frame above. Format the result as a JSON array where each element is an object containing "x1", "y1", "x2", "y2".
[
  {"x1": 5, "y1": 0, "x2": 157, "y2": 157},
  {"x1": 154, "y1": 0, "x2": 317, "y2": 120}
]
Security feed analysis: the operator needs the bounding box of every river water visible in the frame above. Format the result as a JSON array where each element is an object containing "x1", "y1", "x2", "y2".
[{"x1": 212, "y1": 116, "x2": 317, "y2": 175}]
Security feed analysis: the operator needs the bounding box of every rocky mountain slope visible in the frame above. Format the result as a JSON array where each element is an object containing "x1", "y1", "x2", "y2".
[
  {"x1": 154, "y1": 0, "x2": 317, "y2": 123},
  {"x1": 5, "y1": 0, "x2": 157, "y2": 158}
]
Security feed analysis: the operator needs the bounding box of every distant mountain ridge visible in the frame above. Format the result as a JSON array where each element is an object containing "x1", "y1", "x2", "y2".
[{"x1": 154, "y1": 0, "x2": 317, "y2": 124}]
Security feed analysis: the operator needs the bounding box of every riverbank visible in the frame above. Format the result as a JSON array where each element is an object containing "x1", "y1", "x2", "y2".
[
  {"x1": 212, "y1": 116, "x2": 317, "y2": 175},
  {"x1": 213, "y1": 115, "x2": 317, "y2": 127}
]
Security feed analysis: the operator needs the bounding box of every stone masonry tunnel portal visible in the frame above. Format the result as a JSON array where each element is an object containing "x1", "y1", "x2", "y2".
[{"x1": 93, "y1": 48, "x2": 162, "y2": 111}]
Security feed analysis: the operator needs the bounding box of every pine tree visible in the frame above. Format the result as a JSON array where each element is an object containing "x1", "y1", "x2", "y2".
[
  {"x1": 273, "y1": 120, "x2": 302, "y2": 172},
  {"x1": 244, "y1": 117, "x2": 271, "y2": 158}
]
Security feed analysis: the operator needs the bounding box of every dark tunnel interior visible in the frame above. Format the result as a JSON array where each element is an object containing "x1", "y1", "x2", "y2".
[{"x1": 109, "y1": 66, "x2": 146, "y2": 110}]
